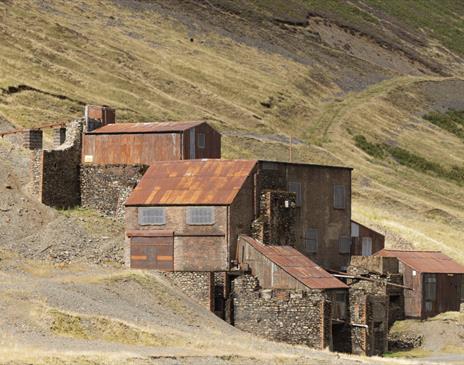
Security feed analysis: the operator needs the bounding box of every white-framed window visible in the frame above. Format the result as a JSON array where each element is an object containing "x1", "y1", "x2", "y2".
[
  {"x1": 334, "y1": 185, "x2": 346, "y2": 209},
  {"x1": 339, "y1": 236, "x2": 351, "y2": 254},
  {"x1": 186, "y1": 206, "x2": 215, "y2": 225},
  {"x1": 138, "y1": 207, "x2": 166, "y2": 225},
  {"x1": 198, "y1": 133, "x2": 206, "y2": 149},
  {"x1": 288, "y1": 181, "x2": 302, "y2": 207},
  {"x1": 304, "y1": 228, "x2": 318, "y2": 253}
]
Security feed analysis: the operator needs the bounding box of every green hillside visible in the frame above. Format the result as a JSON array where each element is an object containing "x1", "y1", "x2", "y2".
[{"x1": 1, "y1": 0, "x2": 464, "y2": 262}]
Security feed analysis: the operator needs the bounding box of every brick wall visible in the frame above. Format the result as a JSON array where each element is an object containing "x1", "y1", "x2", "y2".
[
  {"x1": 232, "y1": 275, "x2": 331, "y2": 350},
  {"x1": 81, "y1": 164, "x2": 148, "y2": 218},
  {"x1": 163, "y1": 271, "x2": 214, "y2": 310}
]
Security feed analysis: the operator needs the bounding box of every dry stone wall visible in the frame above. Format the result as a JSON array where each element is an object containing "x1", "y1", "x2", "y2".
[
  {"x1": 232, "y1": 275, "x2": 331, "y2": 349},
  {"x1": 81, "y1": 164, "x2": 147, "y2": 218},
  {"x1": 163, "y1": 271, "x2": 213, "y2": 311}
]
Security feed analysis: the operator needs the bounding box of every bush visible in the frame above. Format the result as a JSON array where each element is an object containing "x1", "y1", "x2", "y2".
[{"x1": 354, "y1": 135, "x2": 385, "y2": 159}]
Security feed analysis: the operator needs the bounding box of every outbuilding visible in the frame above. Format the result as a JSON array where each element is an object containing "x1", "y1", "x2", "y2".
[
  {"x1": 82, "y1": 121, "x2": 221, "y2": 165},
  {"x1": 375, "y1": 249, "x2": 464, "y2": 318}
]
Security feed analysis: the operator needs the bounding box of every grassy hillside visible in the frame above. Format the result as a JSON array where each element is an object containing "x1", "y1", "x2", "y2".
[{"x1": 1, "y1": 0, "x2": 464, "y2": 265}]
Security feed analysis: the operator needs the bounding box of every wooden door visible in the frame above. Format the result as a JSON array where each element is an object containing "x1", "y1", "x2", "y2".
[{"x1": 130, "y1": 235, "x2": 174, "y2": 270}]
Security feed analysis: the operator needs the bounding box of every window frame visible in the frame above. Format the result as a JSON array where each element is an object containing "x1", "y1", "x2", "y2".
[
  {"x1": 138, "y1": 207, "x2": 166, "y2": 226},
  {"x1": 197, "y1": 133, "x2": 206, "y2": 149},
  {"x1": 304, "y1": 228, "x2": 318, "y2": 253},
  {"x1": 333, "y1": 185, "x2": 346, "y2": 210},
  {"x1": 288, "y1": 181, "x2": 302, "y2": 207},
  {"x1": 186, "y1": 206, "x2": 215, "y2": 225},
  {"x1": 339, "y1": 236, "x2": 351, "y2": 254}
]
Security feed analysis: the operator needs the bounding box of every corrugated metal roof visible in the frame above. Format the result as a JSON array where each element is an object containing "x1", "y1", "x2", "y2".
[
  {"x1": 375, "y1": 249, "x2": 464, "y2": 274},
  {"x1": 88, "y1": 121, "x2": 205, "y2": 134},
  {"x1": 126, "y1": 159, "x2": 257, "y2": 206},
  {"x1": 241, "y1": 236, "x2": 347, "y2": 289}
]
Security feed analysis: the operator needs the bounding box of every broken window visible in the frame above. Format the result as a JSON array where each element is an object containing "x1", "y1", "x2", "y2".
[
  {"x1": 198, "y1": 133, "x2": 206, "y2": 149},
  {"x1": 187, "y1": 206, "x2": 215, "y2": 225},
  {"x1": 288, "y1": 181, "x2": 302, "y2": 207},
  {"x1": 339, "y1": 236, "x2": 351, "y2": 254},
  {"x1": 304, "y1": 228, "x2": 318, "y2": 253},
  {"x1": 333, "y1": 185, "x2": 346, "y2": 209},
  {"x1": 138, "y1": 207, "x2": 166, "y2": 225}
]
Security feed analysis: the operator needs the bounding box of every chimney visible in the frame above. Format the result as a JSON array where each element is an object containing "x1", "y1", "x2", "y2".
[{"x1": 22, "y1": 129, "x2": 43, "y2": 150}]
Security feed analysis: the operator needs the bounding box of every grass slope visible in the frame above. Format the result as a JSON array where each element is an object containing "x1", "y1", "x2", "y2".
[{"x1": 0, "y1": 0, "x2": 464, "y2": 265}]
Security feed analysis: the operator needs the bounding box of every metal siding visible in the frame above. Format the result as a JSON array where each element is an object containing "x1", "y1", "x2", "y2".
[
  {"x1": 130, "y1": 235, "x2": 174, "y2": 270},
  {"x1": 126, "y1": 160, "x2": 257, "y2": 206},
  {"x1": 238, "y1": 235, "x2": 347, "y2": 290}
]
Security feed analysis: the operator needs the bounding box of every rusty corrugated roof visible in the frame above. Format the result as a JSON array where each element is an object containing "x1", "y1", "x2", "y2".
[
  {"x1": 88, "y1": 121, "x2": 205, "y2": 134},
  {"x1": 375, "y1": 249, "x2": 464, "y2": 274},
  {"x1": 126, "y1": 159, "x2": 257, "y2": 206},
  {"x1": 241, "y1": 236, "x2": 348, "y2": 289}
]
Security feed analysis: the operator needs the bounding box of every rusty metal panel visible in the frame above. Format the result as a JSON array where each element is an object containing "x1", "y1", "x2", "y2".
[
  {"x1": 82, "y1": 133, "x2": 182, "y2": 165},
  {"x1": 238, "y1": 235, "x2": 347, "y2": 290},
  {"x1": 375, "y1": 249, "x2": 464, "y2": 274},
  {"x1": 126, "y1": 160, "x2": 258, "y2": 206},
  {"x1": 130, "y1": 234, "x2": 174, "y2": 271},
  {"x1": 88, "y1": 121, "x2": 204, "y2": 134}
]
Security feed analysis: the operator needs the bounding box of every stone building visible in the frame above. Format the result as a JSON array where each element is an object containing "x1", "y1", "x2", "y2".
[
  {"x1": 233, "y1": 235, "x2": 347, "y2": 350},
  {"x1": 375, "y1": 249, "x2": 464, "y2": 318}
]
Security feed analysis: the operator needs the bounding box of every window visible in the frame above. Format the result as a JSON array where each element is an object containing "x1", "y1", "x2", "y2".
[
  {"x1": 138, "y1": 207, "x2": 166, "y2": 225},
  {"x1": 186, "y1": 206, "x2": 215, "y2": 225},
  {"x1": 424, "y1": 274, "x2": 437, "y2": 301},
  {"x1": 333, "y1": 185, "x2": 346, "y2": 209},
  {"x1": 198, "y1": 133, "x2": 206, "y2": 149},
  {"x1": 288, "y1": 181, "x2": 302, "y2": 207},
  {"x1": 362, "y1": 237, "x2": 373, "y2": 256},
  {"x1": 351, "y1": 222, "x2": 359, "y2": 237},
  {"x1": 304, "y1": 228, "x2": 318, "y2": 253},
  {"x1": 339, "y1": 236, "x2": 351, "y2": 254}
]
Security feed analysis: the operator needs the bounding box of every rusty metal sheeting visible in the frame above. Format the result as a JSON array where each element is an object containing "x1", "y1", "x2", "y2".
[
  {"x1": 88, "y1": 121, "x2": 205, "y2": 134},
  {"x1": 126, "y1": 159, "x2": 257, "y2": 206},
  {"x1": 375, "y1": 249, "x2": 464, "y2": 274},
  {"x1": 241, "y1": 235, "x2": 348, "y2": 289}
]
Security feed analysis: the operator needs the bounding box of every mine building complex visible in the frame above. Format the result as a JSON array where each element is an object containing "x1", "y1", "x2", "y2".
[{"x1": 18, "y1": 105, "x2": 464, "y2": 356}]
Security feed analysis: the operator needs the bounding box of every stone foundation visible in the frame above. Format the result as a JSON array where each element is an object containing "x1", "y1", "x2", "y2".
[
  {"x1": 163, "y1": 272, "x2": 214, "y2": 311},
  {"x1": 81, "y1": 164, "x2": 148, "y2": 218},
  {"x1": 231, "y1": 275, "x2": 331, "y2": 350}
]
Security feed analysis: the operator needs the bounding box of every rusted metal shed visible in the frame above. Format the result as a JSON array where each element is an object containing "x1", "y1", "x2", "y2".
[
  {"x1": 82, "y1": 121, "x2": 220, "y2": 165},
  {"x1": 375, "y1": 249, "x2": 464, "y2": 318},
  {"x1": 351, "y1": 220, "x2": 385, "y2": 256}
]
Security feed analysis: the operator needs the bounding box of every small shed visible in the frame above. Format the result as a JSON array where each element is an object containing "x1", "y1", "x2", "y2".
[
  {"x1": 351, "y1": 221, "x2": 385, "y2": 256},
  {"x1": 82, "y1": 121, "x2": 220, "y2": 165},
  {"x1": 124, "y1": 159, "x2": 258, "y2": 271},
  {"x1": 375, "y1": 249, "x2": 464, "y2": 318}
]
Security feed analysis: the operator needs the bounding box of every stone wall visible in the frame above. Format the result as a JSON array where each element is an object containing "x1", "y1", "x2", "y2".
[
  {"x1": 251, "y1": 190, "x2": 296, "y2": 246},
  {"x1": 163, "y1": 271, "x2": 214, "y2": 311},
  {"x1": 232, "y1": 275, "x2": 331, "y2": 350},
  {"x1": 81, "y1": 164, "x2": 148, "y2": 218},
  {"x1": 30, "y1": 120, "x2": 83, "y2": 208}
]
